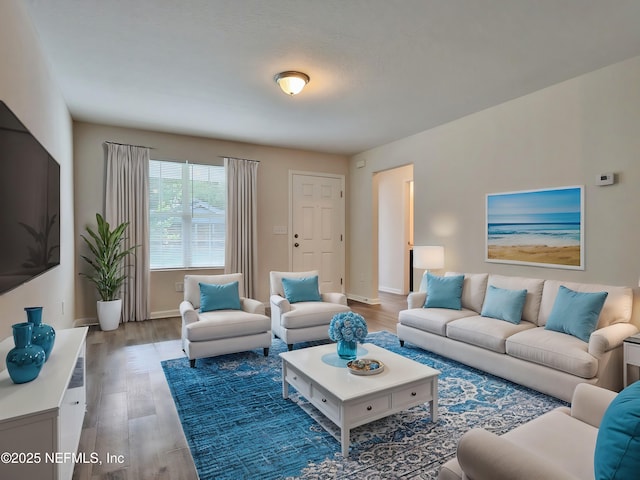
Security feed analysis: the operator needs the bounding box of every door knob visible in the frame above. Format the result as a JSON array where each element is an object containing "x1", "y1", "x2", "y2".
[
  {"x1": 294, "y1": 243, "x2": 300, "y2": 247},
  {"x1": 294, "y1": 233, "x2": 299, "y2": 238}
]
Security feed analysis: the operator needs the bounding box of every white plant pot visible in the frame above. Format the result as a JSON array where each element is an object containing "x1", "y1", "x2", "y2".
[{"x1": 97, "y1": 299, "x2": 123, "y2": 331}]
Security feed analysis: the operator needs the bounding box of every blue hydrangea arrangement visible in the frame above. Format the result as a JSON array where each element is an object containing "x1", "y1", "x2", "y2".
[{"x1": 328, "y1": 312, "x2": 368, "y2": 342}]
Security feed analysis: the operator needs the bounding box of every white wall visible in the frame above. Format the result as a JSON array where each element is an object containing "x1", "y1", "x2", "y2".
[
  {"x1": 0, "y1": 0, "x2": 74, "y2": 339},
  {"x1": 377, "y1": 165, "x2": 413, "y2": 294},
  {"x1": 348, "y1": 55, "x2": 640, "y2": 325},
  {"x1": 73, "y1": 122, "x2": 348, "y2": 321}
]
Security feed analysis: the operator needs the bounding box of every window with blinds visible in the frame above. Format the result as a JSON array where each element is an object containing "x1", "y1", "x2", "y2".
[{"x1": 149, "y1": 160, "x2": 225, "y2": 269}]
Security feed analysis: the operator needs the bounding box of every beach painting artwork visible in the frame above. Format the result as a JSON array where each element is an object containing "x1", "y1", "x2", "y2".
[{"x1": 486, "y1": 186, "x2": 584, "y2": 270}]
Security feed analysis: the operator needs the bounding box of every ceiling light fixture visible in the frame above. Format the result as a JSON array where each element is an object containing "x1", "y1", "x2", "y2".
[{"x1": 274, "y1": 71, "x2": 310, "y2": 96}]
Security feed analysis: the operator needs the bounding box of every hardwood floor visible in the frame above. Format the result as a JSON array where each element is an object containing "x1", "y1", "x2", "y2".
[{"x1": 73, "y1": 292, "x2": 407, "y2": 480}]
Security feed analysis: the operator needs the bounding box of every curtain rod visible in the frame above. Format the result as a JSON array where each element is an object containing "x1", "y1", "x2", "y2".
[
  {"x1": 103, "y1": 141, "x2": 155, "y2": 150},
  {"x1": 218, "y1": 155, "x2": 260, "y2": 163}
]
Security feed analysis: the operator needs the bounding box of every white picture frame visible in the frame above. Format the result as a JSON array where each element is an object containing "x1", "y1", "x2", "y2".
[{"x1": 485, "y1": 185, "x2": 584, "y2": 270}]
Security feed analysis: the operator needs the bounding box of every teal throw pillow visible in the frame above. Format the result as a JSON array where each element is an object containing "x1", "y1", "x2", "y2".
[
  {"x1": 199, "y1": 281, "x2": 242, "y2": 312},
  {"x1": 282, "y1": 275, "x2": 322, "y2": 303},
  {"x1": 544, "y1": 286, "x2": 608, "y2": 342},
  {"x1": 594, "y1": 381, "x2": 640, "y2": 479},
  {"x1": 481, "y1": 285, "x2": 527, "y2": 324},
  {"x1": 424, "y1": 273, "x2": 464, "y2": 310}
]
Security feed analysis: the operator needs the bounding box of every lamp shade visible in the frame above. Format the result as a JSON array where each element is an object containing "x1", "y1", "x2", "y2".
[
  {"x1": 413, "y1": 246, "x2": 445, "y2": 270},
  {"x1": 275, "y1": 71, "x2": 310, "y2": 95}
]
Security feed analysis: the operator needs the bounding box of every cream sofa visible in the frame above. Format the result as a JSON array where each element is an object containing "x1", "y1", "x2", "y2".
[
  {"x1": 438, "y1": 383, "x2": 617, "y2": 480},
  {"x1": 397, "y1": 273, "x2": 636, "y2": 402}
]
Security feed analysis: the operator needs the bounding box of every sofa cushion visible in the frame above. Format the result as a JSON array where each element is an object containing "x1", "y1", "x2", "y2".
[
  {"x1": 398, "y1": 308, "x2": 477, "y2": 336},
  {"x1": 539, "y1": 280, "x2": 632, "y2": 329},
  {"x1": 424, "y1": 273, "x2": 464, "y2": 310},
  {"x1": 447, "y1": 316, "x2": 536, "y2": 353},
  {"x1": 446, "y1": 272, "x2": 489, "y2": 313},
  {"x1": 594, "y1": 381, "x2": 640, "y2": 480},
  {"x1": 487, "y1": 275, "x2": 544, "y2": 324},
  {"x1": 281, "y1": 275, "x2": 322, "y2": 303},
  {"x1": 545, "y1": 286, "x2": 608, "y2": 342},
  {"x1": 280, "y1": 302, "x2": 351, "y2": 329},
  {"x1": 186, "y1": 311, "x2": 270, "y2": 341},
  {"x1": 506, "y1": 327, "x2": 598, "y2": 378},
  {"x1": 481, "y1": 285, "x2": 528, "y2": 324},
  {"x1": 199, "y1": 281, "x2": 242, "y2": 312}
]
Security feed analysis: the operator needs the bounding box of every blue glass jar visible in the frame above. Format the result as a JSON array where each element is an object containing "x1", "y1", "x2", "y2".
[
  {"x1": 337, "y1": 340, "x2": 358, "y2": 360},
  {"x1": 6, "y1": 322, "x2": 46, "y2": 384},
  {"x1": 25, "y1": 306, "x2": 55, "y2": 361}
]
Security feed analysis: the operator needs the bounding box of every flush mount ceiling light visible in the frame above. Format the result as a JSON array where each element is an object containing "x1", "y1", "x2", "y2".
[{"x1": 274, "y1": 71, "x2": 310, "y2": 96}]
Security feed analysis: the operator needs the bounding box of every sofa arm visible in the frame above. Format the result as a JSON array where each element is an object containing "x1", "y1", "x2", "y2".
[
  {"x1": 456, "y1": 428, "x2": 579, "y2": 480},
  {"x1": 179, "y1": 300, "x2": 199, "y2": 326},
  {"x1": 570, "y1": 383, "x2": 617, "y2": 428},
  {"x1": 588, "y1": 323, "x2": 639, "y2": 356},
  {"x1": 407, "y1": 292, "x2": 426, "y2": 309},
  {"x1": 321, "y1": 292, "x2": 348, "y2": 306},
  {"x1": 241, "y1": 297, "x2": 266, "y2": 315}
]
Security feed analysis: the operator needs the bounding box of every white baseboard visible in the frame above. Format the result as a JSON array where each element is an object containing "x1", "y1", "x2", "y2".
[
  {"x1": 378, "y1": 286, "x2": 403, "y2": 294},
  {"x1": 346, "y1": 293, "x2": 381, "y2": 305},
  {"x1": 150, "y1": 309, "x2": 180, "y2": 319},
  {"x1": 73, "y1": 317, "x2": 97, "y2": 327},
  {"x1": 74, "y1": 310, "x2": 181, "y2": 326}
]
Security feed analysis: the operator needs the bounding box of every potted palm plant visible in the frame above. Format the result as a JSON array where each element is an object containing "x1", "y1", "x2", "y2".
[{"x1": 80, "y1": 213, "x2": 137, "y2": 331}]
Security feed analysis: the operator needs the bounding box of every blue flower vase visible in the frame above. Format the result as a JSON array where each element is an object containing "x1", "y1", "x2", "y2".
[
  {"x1": 6, "y1": 322, "x2": 46, "y2": 384},
  {"x1": 337, "y1": 340, "x2": 357, "y2": 360},
  {"x1": 25, "y1": 306, "x2": 55, "y2": 361}
]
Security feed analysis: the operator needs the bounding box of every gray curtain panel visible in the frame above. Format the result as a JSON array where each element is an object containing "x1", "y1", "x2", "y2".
[
  {"x1": 224, "y1": 157, "x2": 259, "y2": 298},
  {"x1": 105, "y1": 143, "x2": 150, "y2": 322}
]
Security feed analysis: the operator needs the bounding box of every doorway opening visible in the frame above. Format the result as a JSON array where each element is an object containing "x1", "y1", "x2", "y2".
[{"x1": 375, "y1": 164, "x2": 414, "y2": 296}]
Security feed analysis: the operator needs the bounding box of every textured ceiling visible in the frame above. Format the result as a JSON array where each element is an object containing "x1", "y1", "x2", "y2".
[{"x1": 23, "y1": 0, "x2": 640, "y2": 155}]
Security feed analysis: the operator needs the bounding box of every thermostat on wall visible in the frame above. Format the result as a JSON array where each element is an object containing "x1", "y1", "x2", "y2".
[{"x1": 595, "y1": 173, "x2": 615, "y2": 186}]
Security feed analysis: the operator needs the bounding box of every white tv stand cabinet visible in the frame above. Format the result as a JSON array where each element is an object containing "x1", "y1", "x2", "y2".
[{"x1": 0, "y1": 327, "x2": 88, "y2": 480}]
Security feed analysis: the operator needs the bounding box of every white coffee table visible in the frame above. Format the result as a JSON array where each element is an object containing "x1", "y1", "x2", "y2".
[{"x1": 280, "y1": 342, "x2": 440, "y2": 457}]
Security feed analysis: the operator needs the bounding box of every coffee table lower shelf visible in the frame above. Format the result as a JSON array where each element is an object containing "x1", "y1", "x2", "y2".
[{"x1": 280, "y1": 343, "x2": 439, "y2": 457}]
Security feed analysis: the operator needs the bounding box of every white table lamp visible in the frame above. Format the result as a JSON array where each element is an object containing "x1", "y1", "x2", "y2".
[
  {"x1": 413, "y1": 246, "x2": 444, "y2": 292},
  {"x1": 413, "y1": 246, "x2": 445, "y2": 270}
]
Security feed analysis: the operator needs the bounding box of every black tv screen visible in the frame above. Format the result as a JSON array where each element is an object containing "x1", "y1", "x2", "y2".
[{"x1": 0, "y1": 101, "x2": 60, "y2": 295}]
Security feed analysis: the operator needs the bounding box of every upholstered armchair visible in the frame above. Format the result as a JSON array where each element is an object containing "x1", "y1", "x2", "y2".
[
  {"x1": 269, "y1": 270, "x2": 351, "y2": 351},
  {"x1": 180, "y1": 273, "x2": 271, "y2": 367},
  {"x1": 439, "y1": 382, "x2": 640, "y2": 480}
]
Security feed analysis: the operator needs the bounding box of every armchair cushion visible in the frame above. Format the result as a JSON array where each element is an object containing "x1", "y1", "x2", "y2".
[
  {"x1": 594, "y1": 381, "x2": 640, "y2": 479},
  {"x1": 270, "y1": 270, "x2": 319, "y2": 296},
  {"x1": 456, "y1": 428, "x2": 579, "y2": 480},
  {"x1": 282, "y1": 275, "x2": 322, "y2": 303},
  {"x1": 279, "y1": 301, "x2": 350, "y2": 329},
  {"x1": 199, "y1": 281, "x2": 241, "y2": 312},
  {"x1": 185, "y1": 310, "x2": 270, "y2": 342}
]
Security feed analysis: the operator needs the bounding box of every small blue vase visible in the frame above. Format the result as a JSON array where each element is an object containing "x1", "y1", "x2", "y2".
[
  {"x1": 25, "y1": 306, "x2": 55, "y2": 361},
  {"x1": 6, "y1": 322, "x2": 46, "y2": 384},
  {"x1": 337, "y1": 340, "x2": 358, "y2": 360}
]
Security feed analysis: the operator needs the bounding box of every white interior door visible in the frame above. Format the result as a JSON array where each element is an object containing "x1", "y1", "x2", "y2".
[{"x1": 290, "y1": 172, "x2": 345, "y2": 293}]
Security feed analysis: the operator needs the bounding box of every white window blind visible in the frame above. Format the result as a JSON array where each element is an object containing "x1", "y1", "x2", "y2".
[{"x1": 149, "y1": 160, "x2": 225, "y2": 269}]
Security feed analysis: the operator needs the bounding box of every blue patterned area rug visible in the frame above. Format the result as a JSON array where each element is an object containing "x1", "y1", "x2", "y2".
[{"x1": 161, "y1": 331, "x2": 566, "y2": 479}]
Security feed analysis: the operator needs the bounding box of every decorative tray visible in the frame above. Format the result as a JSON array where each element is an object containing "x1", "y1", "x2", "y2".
[{"x1": 347, "y1": 358, "x2": 385, "y2": 376}]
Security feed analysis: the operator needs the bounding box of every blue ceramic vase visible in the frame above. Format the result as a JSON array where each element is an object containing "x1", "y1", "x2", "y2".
[
  {"x1": 337, "y1": 340, "x2": 358, "y2": 360},
  {"x1": 25, "y1": 306, "x2": 55, "y2": 361},
  {"x1": 6, "y1": 322, "x2": 46, "y2": 384}
]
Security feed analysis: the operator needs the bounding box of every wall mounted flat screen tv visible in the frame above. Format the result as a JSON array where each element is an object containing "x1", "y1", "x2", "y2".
[{"x1": 0, "y1": 101, "x2": 60, "y2": 295}]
